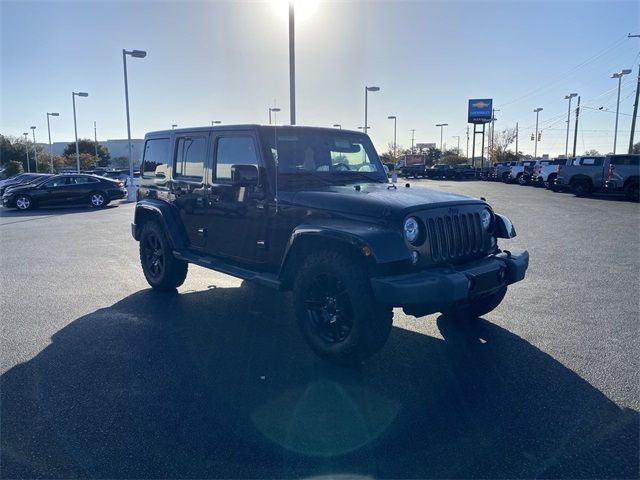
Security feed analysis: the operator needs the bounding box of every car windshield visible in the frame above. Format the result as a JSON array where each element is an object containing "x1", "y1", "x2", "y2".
[{"x1": 260, "y1": 127, "x2": 387, "y2": 186}]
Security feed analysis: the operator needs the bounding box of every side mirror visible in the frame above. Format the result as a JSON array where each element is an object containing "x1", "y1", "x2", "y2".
[{"x1": 231, "y1": 164, "x2": 259, "y2": 187}]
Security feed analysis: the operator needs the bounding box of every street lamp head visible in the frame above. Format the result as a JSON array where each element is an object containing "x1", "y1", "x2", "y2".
[
  {"x1": 270, "y1": 107, "x2": 281, "y2": 112},
  {"x1": 534, "y1": 107, "x2": 543, "y2": 113},
  {"x1": 333, "y1": 124, "x2": 341, "y2": 128},
  {"x1": 74, "y1": 92, "x2": 89, "y2": 97},
  {"x1": 23, "y1": 132, "x2": 28, "y2": 136},
  {"x1": 48, "y1": 112, "x2": 60, "y2": 116},
  {"x1": 366, "y1": 86, "x2": 380, "y2": 92},
  {"x1": 130, "y1": 50, "x2": 147, "y2": 58},
  {"x1": 172, "y1": 124, "x2": 178, "y2": 129},
  {"x1": 387, "y1": 115, "x2": 396, "y2": 119},
  {"x1": 212, "y1": 120, "x2": 221, "y2": 124},
  {"x1": 435, "y1": 123, "x2": 448, "y2": 127},
  {"x1": 30, "y1": 126, "x2": 36, "y2": 130},
  {"x1": 565, "y1": 93, "x2": 578, "y2": 99}
]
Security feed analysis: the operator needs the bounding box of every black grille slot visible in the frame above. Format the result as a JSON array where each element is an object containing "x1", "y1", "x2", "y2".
[{"x1": 427, "y1": 211, "x2": 484, "y2": 262}]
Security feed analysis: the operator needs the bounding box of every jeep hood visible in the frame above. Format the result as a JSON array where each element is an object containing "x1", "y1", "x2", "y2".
[{"x1": 286, "y1": 183, "x2": 484, "y2": 219}]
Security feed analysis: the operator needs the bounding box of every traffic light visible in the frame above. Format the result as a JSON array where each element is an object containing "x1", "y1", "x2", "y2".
[
  {"x1": 538, "y1": 132, "x2": 542, "y2": 141},
  {"x1": 531, "y1": 133, "x2": 534, "y2": 141}
]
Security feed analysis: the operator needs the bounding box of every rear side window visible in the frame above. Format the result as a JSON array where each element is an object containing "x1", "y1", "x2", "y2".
[
  {"x1": 142, "y1": 138, "x2": 170, "y2": 177},
  {"x1": 175, "y1": 136, "x2": 206, "y2": 180},
  {"x1": 214, "y1": 136, "x2": 259, "y2": 181},
  {"x1": 580, "y1": 157, "x2": 603, "y2": 166},
  {"x1": 610, "y1": 155, "x2": 639, "y2": 166}
]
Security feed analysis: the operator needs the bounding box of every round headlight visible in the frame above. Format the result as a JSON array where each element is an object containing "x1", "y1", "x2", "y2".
[
  {"x1": 404, "y1": 217, "x2": 420, "y2": 243},
  {"x1": 481, "y1": 208, "x2": 492, "y2": 231}
]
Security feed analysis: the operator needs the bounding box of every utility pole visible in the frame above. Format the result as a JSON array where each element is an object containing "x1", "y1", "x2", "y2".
[
  {"x1": 490, "y1": 108, "x2": 499, "y2": 159},
  {"x1": 629, "y1": 35, "x2": 640, "y2": 152},
  {"x1": 288, "y1": 2, "x2": 296, "y2": 125},
  {"x1": 466, "y1": 125, "x2": 469, "y2": 158},
  {"x1": 94, "y1": 121, "x2": 99, "y2": 167},
  {"x1": 410, "y1": 129, "x2": 416, "y2": 153},
  {"x1": 629, "y1": 64, "x2": 640, "y2": 153},
  {"x1": 572, "y1": 96, "x2": 581, "y2": 158},
  {"x1": 515, "y1": 122, "x2": 519, "y2": 161}
]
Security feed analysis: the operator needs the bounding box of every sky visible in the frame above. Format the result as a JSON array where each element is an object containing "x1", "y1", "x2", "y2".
[{"x1": 1, "y1": 0, "x2": 639, "y2": 158}]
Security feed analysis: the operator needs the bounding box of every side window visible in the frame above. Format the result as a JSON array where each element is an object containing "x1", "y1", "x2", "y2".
[
  {"x1": 44, "y1": 177, "x2": 68, "y2": 187},
  {"x1": 174, "y1": 136, "x2": 206, "y2": 180},
  {"x1": 610, "y1": 155, "x2": 639, "y2": 166},
  {"x1": 214, "y1": 136, "x2": 259, "y2": 181},
  {"x1": 581, "y1": 157, "x2": 603, "y2": 166},
  {"x1": 71, "y1": 176, "x2": 90, "y2": 184},
  {"x1": 142, "y1": 138, "x2": 170, "y2": 178}
]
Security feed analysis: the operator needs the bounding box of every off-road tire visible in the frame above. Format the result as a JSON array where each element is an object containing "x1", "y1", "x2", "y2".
[
  {"x1": 571, "y1": 179, "x2": 592, "y2": 197},
  {"x1": 139, "y1": 221, "x2": 188, "y2": 291},
  {"x1": 449, "y1": 286, "x2": 508, "y2": 320},
  {"x1": 625, "y1": 182, "x2": 639, "y2": 202},
  {"x1": 292, "y1": 250, "x2": 393, "y2": 366},
  {"x1": 546, "y1": 173, "x2": 557, "y2": 190}
]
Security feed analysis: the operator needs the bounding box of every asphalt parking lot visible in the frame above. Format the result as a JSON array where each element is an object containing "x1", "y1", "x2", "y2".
[{"x1": 1, "y1": 180, "x2": 638, "y2": 479}]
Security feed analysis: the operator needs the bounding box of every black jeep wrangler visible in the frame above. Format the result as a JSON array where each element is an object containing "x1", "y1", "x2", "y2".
[{"x1": 132, "y1": 125, "x2": 529, "y2": 365}]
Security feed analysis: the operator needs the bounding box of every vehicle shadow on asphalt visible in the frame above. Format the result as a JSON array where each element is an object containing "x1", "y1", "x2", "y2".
[
  {"x1": 0, "y1": 205, "x2": 119, "y2": 221},
  {"x1": 1, "y1": 283, "x2": 638, "y2": 479}
]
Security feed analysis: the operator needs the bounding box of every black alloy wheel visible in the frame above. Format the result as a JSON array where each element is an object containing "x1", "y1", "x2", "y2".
[{"x1": 304, "y1": 273, "x2": 354, "y2": 344}]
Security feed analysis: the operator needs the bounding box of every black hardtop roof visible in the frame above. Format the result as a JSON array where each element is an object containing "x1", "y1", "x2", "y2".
[{"x1": 144, "y1": 124, "x2": 366, "y2": 138}]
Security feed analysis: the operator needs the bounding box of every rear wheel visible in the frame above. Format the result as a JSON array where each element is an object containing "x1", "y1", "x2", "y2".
[
  {"x1": 15, "y1": 195, "x2": 34, "y2": 211},
  {"x1": 139, "y1": 221, "x2": 188, "y2": 291},
  {"x1": 89, "y1": 191, "x2": 109, "y2": 208},
  {"x1": 625, "y1": 182, "x2": 639, "y2": 202},
  {"x1": 293, "y1": 250, "x2": 393, "y2": 366},
  {"x1": 546, "y1": 173, "x2": 557, "y2": 189},
  {"x1": 571, "y1": 179, "x2": 592, "y2": 197}
]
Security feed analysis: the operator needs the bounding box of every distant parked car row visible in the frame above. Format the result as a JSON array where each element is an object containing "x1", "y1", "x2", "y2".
[
  {"x1": 400, "y1": 163, "x2": 478, "y2": 180},
  {"x1": 1, "y1": 173, "x2": 127, "y2": 210},
  {"x1": 486, "y1": 154, "x2": 639, "y2": 201}
]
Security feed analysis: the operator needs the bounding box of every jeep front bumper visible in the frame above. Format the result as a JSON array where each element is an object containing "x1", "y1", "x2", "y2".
[{"x1": 370, "y1": 249, "x2": 529, "y2": 309}]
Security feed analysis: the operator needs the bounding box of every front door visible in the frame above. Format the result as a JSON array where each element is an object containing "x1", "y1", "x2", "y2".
[
  {"x1": 39, "y1": 176, "x2": 72, "y2": 205},
  {"x1": 202, "y1": 133, "x2": 269, "y2": 266}
]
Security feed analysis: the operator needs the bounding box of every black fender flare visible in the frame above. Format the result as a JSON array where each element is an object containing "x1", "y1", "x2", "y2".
[
  {"x1": 132, "y1": 199, "x2": 188, "y2": 249},
  {"x1": 277, "y1": 220, "x2": 410, "y2": 286}
]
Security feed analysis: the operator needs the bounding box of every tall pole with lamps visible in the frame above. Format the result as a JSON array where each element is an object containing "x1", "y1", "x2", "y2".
[
  {"x1": 435, "y1": 123, "x2": 448, "y2": 151},
  {"x1": 364, "y1": 86, "x2": 380, "y2": 135},
  {"x1": 611, "y1": 69, "x2": 632, "y2": 154},
  {"x1": 289, "y1": 1, "x2": 296, "y2": 125},
  {"x1": 30, "y1": 126, "x2": 38, "y2": 172},
  {"x1": 533, "y1": 107, "x2": 543, "y2": 158},
  {"x1": 23, "y1": 132, "x2": 30, "y2": 173},
  {"x1": 122, "y1": 48, "x2": 147, "y2": 201},
  {"x1": 563, "y1": 94, "x2": 577, "y2": 158},
  {"x1": 388, "y1": 115, "x2": 397, "y2": 160},
  {"x1": 72, "y1": 91, "x2": 89, "y2": 173}
]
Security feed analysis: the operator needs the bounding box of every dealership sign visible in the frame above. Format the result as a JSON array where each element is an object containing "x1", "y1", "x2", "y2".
[
  {"x1": 468, "y1": 99, "x2": 493, "y2": 124},
  {"x1": 416, "y1": 143, "x2": 436, "y2": 149}
]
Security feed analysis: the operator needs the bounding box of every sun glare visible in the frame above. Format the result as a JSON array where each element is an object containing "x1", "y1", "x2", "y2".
[{"x1": 270, "y1": 0, "x2": 320, "y2": 23}]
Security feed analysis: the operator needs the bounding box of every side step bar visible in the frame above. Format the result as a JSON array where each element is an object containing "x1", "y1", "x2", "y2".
[{"x1": 173, "y1": 250, "x2": 281, "y2": 290}]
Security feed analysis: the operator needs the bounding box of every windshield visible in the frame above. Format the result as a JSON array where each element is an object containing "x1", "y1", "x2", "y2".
[{"x1": 260, "y1": 127, "x2": 387, "y2": 186}]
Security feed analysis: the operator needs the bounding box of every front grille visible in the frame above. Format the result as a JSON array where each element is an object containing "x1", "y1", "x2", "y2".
[{"x1": 426, "y1": 212, "x2": 483, "y2": 262}]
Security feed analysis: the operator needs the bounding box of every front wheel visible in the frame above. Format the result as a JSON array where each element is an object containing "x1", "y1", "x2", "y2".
[
  {"x1": 571, "y1": 179, "x2": 592, "y2": 197},
  {"x1": 293, "y1": 250, "x2": 393, "y2": 366},
  {"x1": 14, "y1": 195, "x2": 34, "y2": 211},
  {"x1": 139, "y1": 221, "x2": 188, "y2": 291},
  {"x1": 625, "y1": 182, "x2": 639, "y2": 202}
]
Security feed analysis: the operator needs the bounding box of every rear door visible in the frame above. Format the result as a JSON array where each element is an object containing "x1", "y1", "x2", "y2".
[
  {"x1": 171, "y1": 132, "x2": 210, "y2": 250},
  {"x1": 608, "y1": 155, "x2": 640, "y2": 185},
  {"x1": 67, "y1": 176, "x2": 95, "y2": 203}
]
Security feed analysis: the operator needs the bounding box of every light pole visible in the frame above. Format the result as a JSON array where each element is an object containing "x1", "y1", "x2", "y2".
[
  {"x1": 122, "y1": 48, "x2": 147, "y2": 201},
  {"x1": 211, "y1": 120, "x2": 222, "y2": 126},
  {"x1": 46, "y1": 112, "x2": 59, "y2": 173},
  {"x1": 30, "y1": 126, "x2": 38, "y2": 172},
  {"x1": 364, "y1": 86, "x2": 380, "y2": 135},
  {"x1": 72, "y1": 91, "x2": 89, "y2": 173},
  {"x1": 564, "y1": 93, "x2": 578, "y2": 158},
  {"x1": 388, "y1": 115, "x2": 397, "y2": 160},
  {"x1": 435, "y1": 123, "x2": 448, "y2": 151},
  {"x1": 410, "y1": 129, "x2": 416, "y2": 153},
  {"x1": 94, "y1": 121, "x2": 99, "y2": 167},
  {"x1": 269, "y1": 107, "x2": 281, "y2": 125},
  {"x1": 23, "y1": 132, "x2": 30, "y2": 173},
  {"x1": 533, "y1": 107, "x2": 543, "y2": 158},
  {"x1": 452, "y1": 135, "x2": 460, "y2": 154},
  {"x1": 611, "y1": 69, "x2": 632, "y2": 153},
  {"x1": 289, "y1": 1, "x2": 295, "y2": 125},
  {"x1": 333, "y1": 124, "x2": 342, "y2": 129}
]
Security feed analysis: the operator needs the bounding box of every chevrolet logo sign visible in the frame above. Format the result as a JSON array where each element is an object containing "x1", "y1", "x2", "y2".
[{"x1": 472, "y1": 101, "x2": 489, "y2": 109}]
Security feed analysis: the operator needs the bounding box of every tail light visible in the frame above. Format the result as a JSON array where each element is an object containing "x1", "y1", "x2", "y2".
[
  {"x1": 556, "y1": 164, "x2": 562, "y2": 174},
  {"x1": 116, "y1": 181, "x2": 124, "y2": 188},
  {"x1": 608, "y1": 164, "x2": 615, "y2": 180}
]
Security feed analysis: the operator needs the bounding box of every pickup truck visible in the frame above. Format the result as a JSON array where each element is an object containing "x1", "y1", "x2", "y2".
[
  {"x1": 554, "y1": 154, "x2": 639, "y2": 200},
  {"x1": 530, "y1": 158, "x2": 569, "y2": 188},
  {"x1": 507, "y1": 160, "x2": 553, "y2": 185},
  {"x1": 450, "y1": 164, "x2": 477, "y2": 180},
  {"x1": 488, "y1": 162, "x2": 517, "y2": 182}
]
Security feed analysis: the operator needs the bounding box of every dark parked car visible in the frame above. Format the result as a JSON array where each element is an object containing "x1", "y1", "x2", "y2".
[
  {"x1": 0, "y1": 173, "x2": 52, "y2": 197},
  {"x1": 132, "y1": 125, "x2": 529, "y2": 365},
  {"x1": 451, "y1": 164, "x2": 477, "y2": 180},
  {"x1": 2, "y1": 174, "x2": 127, "y2": 210}
]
